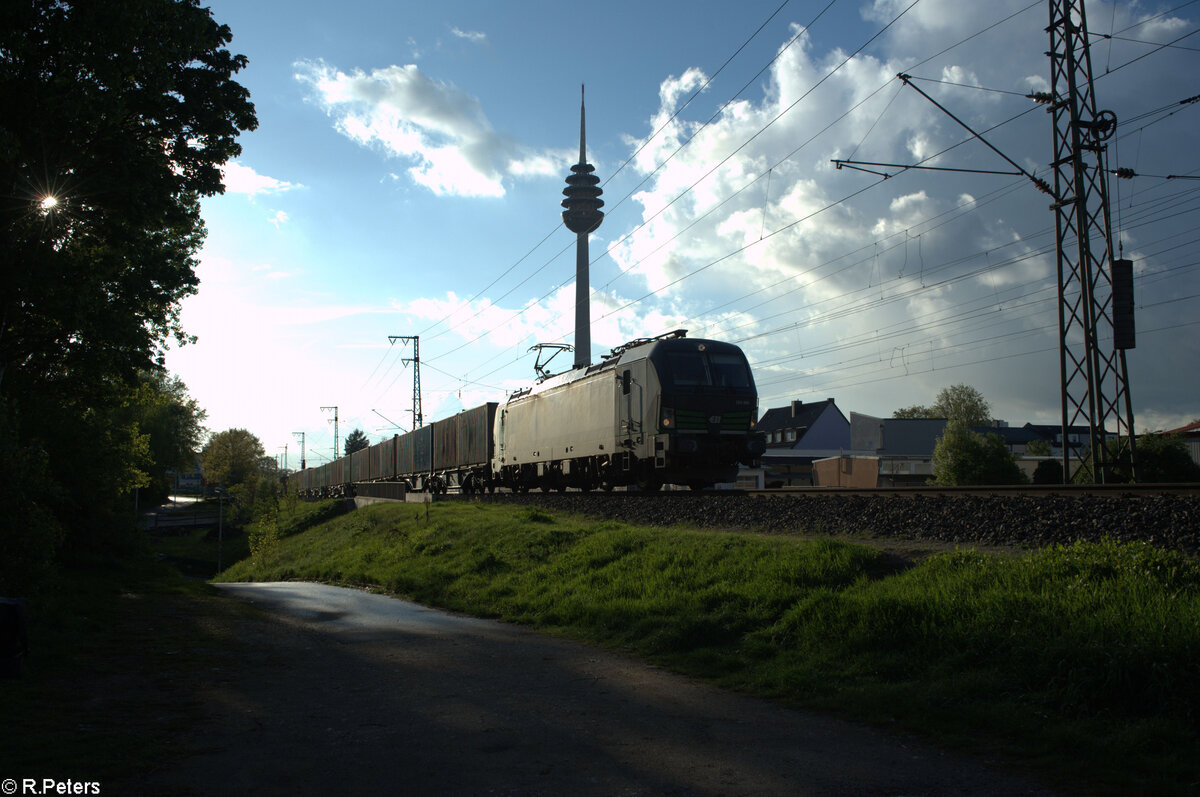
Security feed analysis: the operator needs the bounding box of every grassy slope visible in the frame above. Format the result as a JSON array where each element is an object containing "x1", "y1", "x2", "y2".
[{"x1": 220, "y1": 500, "x2": 1200, "y2": 797}]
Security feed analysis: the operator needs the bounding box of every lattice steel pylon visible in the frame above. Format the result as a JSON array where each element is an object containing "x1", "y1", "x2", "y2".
[
  {"x1": 1047, "y1": 0, "x2": 1137, "y2": 483},
  {"x1": 388, "y1": 335, "x2": 423, "y2": 428}
]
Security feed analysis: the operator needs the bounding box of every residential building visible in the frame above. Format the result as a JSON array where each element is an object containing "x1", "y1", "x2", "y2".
[{"x1": 756, "y1": 399, "x2": 850, "y2": 486}]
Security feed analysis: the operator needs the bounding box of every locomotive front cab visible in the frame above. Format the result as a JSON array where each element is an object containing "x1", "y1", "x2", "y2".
[{"x1": 643, "y1": 338, "x2": 763, "y2": 487}]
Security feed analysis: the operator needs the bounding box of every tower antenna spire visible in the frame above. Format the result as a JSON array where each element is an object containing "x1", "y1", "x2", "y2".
[{"x1": 579, "y1": 84, "x2": 586, "y2": 164}]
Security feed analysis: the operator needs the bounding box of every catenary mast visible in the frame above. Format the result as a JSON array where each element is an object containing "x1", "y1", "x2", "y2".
[{"x1": 1047, "y1": 0, "x2": 1137, "y2": 482}]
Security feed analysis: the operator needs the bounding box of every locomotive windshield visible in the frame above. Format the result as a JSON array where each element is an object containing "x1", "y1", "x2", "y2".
[{"x1": 664, "y1": 350, "x2": 752, "y2": 389}]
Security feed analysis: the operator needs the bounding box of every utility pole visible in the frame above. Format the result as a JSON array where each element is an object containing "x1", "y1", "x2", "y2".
[
  {"x1": 321, "y1": 406, "x2": 339, "y2": 460},
  {"x1": 293, "y1": 431, "x2": 306, "y2": 470},
  {"x1": 388, "y1": 336, "x2": 423, "y2": 428},
  {"x1": 1047, "y1": 0, "x2": 1137, "y2": 482},
  {"x1": 278, "y1": 444, "x2": 288, "y2": 473}
]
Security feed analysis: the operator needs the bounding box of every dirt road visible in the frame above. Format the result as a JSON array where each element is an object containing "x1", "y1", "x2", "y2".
[{"x1": 117, "y1": 582, "x2": 1058, "y2": 796}]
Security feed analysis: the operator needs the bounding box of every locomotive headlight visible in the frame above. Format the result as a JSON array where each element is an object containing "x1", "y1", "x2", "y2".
[{"x1": 660, "y1": 408, "x2": 675, "y2": 430}]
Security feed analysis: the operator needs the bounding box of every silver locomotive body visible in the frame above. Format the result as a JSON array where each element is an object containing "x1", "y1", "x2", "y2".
[{"x1": 493, "y1": 331, "x2": 764, "y2": 491}]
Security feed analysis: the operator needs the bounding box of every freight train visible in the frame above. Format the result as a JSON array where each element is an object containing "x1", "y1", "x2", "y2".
[{"x1": 288, "y1": 330, "x2": 765, "y2": 497}]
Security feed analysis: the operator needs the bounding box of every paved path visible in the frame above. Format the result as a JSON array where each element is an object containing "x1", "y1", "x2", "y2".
[{"x1": 123, "y1": 582, "x2": 1059, "y2": 796}]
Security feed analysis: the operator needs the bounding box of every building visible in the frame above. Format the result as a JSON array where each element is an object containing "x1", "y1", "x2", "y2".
[
  {"x1": 1022, "y1": 423, "x2": 1090, "y2": 457},
  {"x1": 1164, "y1": 420, "x2": 1200, "y2": 465},
  {"x1": 756, "y1": 399, "x2": 850, "y2": 486},
  {"x1": 813, "y1": 413, "x2": 1057, "y2": 487}
]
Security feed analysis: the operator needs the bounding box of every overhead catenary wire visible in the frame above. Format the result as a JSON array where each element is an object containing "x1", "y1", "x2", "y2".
[{"x1": 398, "y1": 0, "x2": 1195, "y2": 412}]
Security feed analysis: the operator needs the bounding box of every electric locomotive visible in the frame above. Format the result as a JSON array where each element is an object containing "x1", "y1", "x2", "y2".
[{"x1": 493, "y1": 330, "x2": 765, "y2": 491}]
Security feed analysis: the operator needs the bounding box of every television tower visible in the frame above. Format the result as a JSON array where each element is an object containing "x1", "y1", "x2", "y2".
[{"x1": 561, "y1": 85, "x2": 605, "y2": 369}]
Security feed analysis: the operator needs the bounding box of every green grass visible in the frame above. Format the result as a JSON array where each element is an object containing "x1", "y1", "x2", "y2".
[{"x1": 219, "y1": 500, "x2": 1200, "y2": 796}]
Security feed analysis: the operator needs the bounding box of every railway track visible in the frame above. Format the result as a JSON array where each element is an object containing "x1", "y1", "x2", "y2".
[
  {"x1": 744, "y1": 483, "x2": 1200, "y2": 498},
  {"x1": 437, "y1": 482, "x2": 1200, "y2": 499},
  {"x1": 456, "y1": 484, "x2": 1200, "y2": 556}
]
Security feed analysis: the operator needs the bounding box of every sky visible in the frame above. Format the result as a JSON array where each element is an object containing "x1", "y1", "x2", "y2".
[{"x1": 165, "y1": 0, "x2": 1200, "y2": 469}]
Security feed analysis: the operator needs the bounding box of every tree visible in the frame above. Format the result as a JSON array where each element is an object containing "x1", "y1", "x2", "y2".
[
  {"x1": 1, "y1": 1, "x2": 257, "y2": 396},
  {"x1": 893, "y1": 385, "x2": 992, "y2": 426},
  {"x1": 0, "y1": 1, "x2": 255, "y2": 571},
  {"x1": 200, "y1": 429, "x2": 265, "y2": 489},
  {"x1": 1032, "y1": 458, "x2": 1064, "y2": 485},
  {"x1": 932, "y1": 384, "x2": 991, "y2": 425},
  {"x1": 1080, "y1": 434, "x2": 1200, "y2": 484},
  {"x1": 1138, "y1": 435, "x2": 1200, "y2": 482},
  {"x1": 125, "y1": 369, "x2": 207, "y2": 501},
  {"x1": 931, "y1": 420, "x2": 1027, "y2": 486},
  {"x1": 344, "y1": 428, "x2": 370, "y2": 456},
  {"x1": 893, "y1": 405, "x2": 932, "y2": 419},
  {"x1": 1026, "y1": 438, "x2": 1052, "y2": 457}
]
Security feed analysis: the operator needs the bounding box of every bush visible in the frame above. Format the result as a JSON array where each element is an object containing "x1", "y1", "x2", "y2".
[
  {"x1": 1032, "y1": 458, "x2": 1064, "y2": 485},
  {"x1": 0, "y1": 405, "x2": 66, "y2": 595},
  {"x1": 932, "y1": 421, "x2": 1027, "y2": 486}
]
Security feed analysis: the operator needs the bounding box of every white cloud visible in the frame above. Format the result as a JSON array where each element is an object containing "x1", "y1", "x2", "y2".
[
  {"x1": 295, "y1": 60, "x2": 567, "y2": 197},
  {"x1": 221, "y1": 161, "x2": 297, "y2": 197},
  {"x1": 450, "y1": 27, "x2": 487, "y2": 44},
  {"x1": 268, "y1": 210, "x2": 290, "y2": 228},
  {"x1": 597, "y1": 0, "x2": 1198, "y2": 425}
]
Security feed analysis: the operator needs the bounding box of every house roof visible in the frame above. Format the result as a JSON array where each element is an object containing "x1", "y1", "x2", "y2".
[
  {"x1": 1023, "y1": 423, "x2": 1091, "y2": 439},
  {"x1": 758, "y1": 399, "x2": 846, "y2": 451},
  {"x1": 758, "y1": 399, "x2": 836, "y2": 434},
  {"x1": 1165, "y1": 420, "x2": 1200, "y2": 436},
  {"x1": 971, "y1": 425, "x2": 1043, "y2": 444}
]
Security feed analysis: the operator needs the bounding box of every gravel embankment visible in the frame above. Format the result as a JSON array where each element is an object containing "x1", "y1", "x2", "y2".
[{"x1": 476, "y1": 491, "x2": 1200, "y2": 555}]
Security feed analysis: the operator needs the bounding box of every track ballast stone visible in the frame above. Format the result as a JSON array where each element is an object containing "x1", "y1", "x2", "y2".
[{"x1": 475, "y1": 492, "x2": 1200, "y2": 555}]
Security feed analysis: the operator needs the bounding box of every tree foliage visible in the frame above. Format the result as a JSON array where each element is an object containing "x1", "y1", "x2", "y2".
[
  {"x1": 1, "y1": 0, "x2": 256, "y2": 394},
  {"x1": 931, "y1": 420, "x2": 1027, "y2": 486},
  {"x1": 122, "y1": 370, "x2": 207, "y2": 501},
  {"x1": 1026, "y1": 438, "x2": 1052, "y2": 457},
  {"x1": 1075, "y1": 434, "x2": 1200, "y2": 484},
  {"x1": 0, "y1": 1, "x2": 254, "y2": 583},
  {"x1": 1032, "y1": 458, "x2": 1064, "y2": 485},
  {"x1": 344, "y1": 428, "x2": 370, "y2": 456},
  {"x1": 0, "y1": 401, "x2": 65, "y2": 594},
  {"x1": 893, "y1": 384, "x2": 992, "y2": 426},
  {"x1": 200, "y1": 429, "x2": 265, "y2": 489}
]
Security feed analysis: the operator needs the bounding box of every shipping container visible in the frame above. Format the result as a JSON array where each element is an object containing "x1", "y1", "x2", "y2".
[
  {"x1": 372, "y1": 435, "x2": 398, "y2": 480},
  {"x1": 413, "y1": 425, "x2": 432, "y2": 473},
  {"x1": 431, "y1": 415, "x2": 457, "y2": 471},
  {"x1": 397, "y1": 430, "x2": 416, "y2": 478},
  {"x1": 462, "y1": 403, "x2": 496, "y2": 466},
  {"x1": 352, "y1": 446, "x2": 370, "y2": 483},
  {"x1": 432, "y1": 403, "x2": 497, "y2": 470}
]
